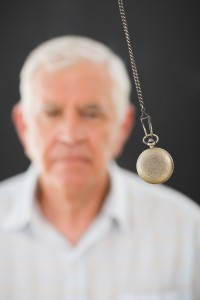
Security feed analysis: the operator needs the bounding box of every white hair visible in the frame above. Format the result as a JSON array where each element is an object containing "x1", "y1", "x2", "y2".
[{"x1": 20, "y1": 35, "x2": 131, "y2": 120}]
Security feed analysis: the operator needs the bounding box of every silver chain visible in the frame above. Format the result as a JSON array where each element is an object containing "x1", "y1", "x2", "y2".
[{"x1": 117, "y1": 0, "x2": 156, "y2": 139}]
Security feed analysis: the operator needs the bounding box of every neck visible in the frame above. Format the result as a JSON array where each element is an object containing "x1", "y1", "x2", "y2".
[{"x1": 37, "y1": 172, "x2": 110, "y2": 245}]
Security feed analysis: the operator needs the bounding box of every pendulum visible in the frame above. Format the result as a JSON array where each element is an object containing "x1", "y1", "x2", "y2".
[
  {"x1": 136, "y1": 132, "x2": 174, "y2": 184},
  {"x1": 117, "y1": 0, "x2": 174, "y2": 184}
]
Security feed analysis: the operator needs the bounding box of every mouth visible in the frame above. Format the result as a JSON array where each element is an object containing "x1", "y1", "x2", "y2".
[{"x1": 53, "y1": 156, "x2": 91, "y2": 165}]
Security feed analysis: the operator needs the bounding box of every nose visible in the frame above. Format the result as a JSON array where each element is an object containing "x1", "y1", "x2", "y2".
[{"x1": 57, "y1": 113, "x2": 86, "y2": 145}]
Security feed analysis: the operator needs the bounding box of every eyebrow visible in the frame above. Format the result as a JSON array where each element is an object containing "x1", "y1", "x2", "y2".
[
  {"x1": 79, "y1": 104, "x2": 104, "y2": 110},
  {"x1": 37, "y1": 102, "x2": 105, "y2": 112},
  {"x1": 39, "y1": 103, "x2": 61, "y2": 109}
]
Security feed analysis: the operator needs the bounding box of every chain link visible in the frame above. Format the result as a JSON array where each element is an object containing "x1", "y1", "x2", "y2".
[{"x1": 117, "y1": 0, "x2": 155, "y2": 138}]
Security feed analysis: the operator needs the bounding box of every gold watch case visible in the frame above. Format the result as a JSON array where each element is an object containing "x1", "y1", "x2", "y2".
[{"x1": 136, "y1": 147, "x2": 174, "y2": 184}]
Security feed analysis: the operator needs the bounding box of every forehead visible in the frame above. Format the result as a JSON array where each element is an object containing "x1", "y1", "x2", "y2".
[{"x1": 30, "y1": 61, "x2": 114, "y2": 102}]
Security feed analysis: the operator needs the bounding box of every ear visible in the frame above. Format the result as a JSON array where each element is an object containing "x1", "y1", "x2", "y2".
[
  {"x1": 121, "y1": 104, "x2": 135, "y2": 141},
  {"x1": 114, "y1": 104, "x2": 135, "y2": 158},
  {"x1": 12, "y1": 103, "x2": 28, "y2": 147}
]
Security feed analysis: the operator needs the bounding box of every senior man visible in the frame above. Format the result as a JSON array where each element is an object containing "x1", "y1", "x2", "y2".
[{"x1": 0, "y1": 36, "x2": 200, "y2": 300}]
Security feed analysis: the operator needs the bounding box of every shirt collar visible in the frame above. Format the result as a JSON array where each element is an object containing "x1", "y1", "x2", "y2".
[{"x1": 1, "y1": 162, "x2": 130, "y2": 232}]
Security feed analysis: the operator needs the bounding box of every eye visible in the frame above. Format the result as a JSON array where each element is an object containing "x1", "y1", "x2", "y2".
[
  {"x1": 80, "y1": 106, "x2": 105, "y2": 120},
  {"x1": 43, "y1": 109, "x2": 62, "y2": 117},
  {"x1": 83, "y1": 110, "x2": 101, "y2": 118}
]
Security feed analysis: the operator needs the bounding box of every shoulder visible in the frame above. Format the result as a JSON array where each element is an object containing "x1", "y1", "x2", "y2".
[
  {"x1": 116, "y1": 165, "x2": 200, "y2": 225},
  {"x1": 0, "y1": 172, "x2": 26, "y2": 197},
  {"x1": 0, "y1": 171, "x2": 28, "y2": 218}
]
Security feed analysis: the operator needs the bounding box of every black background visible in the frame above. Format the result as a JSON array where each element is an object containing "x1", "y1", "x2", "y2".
[{"x1": 0, "y1": 0, "x2": 199, "y2": 203}]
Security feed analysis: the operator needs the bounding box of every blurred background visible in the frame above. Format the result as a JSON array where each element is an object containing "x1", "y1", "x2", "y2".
[{"x1": 0, "y1": 0, "x2": 199, "y2": 203}]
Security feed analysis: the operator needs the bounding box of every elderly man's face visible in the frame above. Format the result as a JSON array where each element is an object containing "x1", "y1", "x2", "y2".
[{"x1": 14, "y1": 61, "x2": 133, "y2": 189}]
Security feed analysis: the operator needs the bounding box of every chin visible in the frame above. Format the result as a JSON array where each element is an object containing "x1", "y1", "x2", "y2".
[
  {"x1": 46, "y1": 162, "x2": 105, "y2": 189},
  {"x1": 56, "y1": 178, "x2": 90, "y2": 192},
  {"x1": 52, "y1": 171, "x2": 91, "y2": 189}
]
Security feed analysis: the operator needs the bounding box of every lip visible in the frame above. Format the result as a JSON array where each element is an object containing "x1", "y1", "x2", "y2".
[{"x1": 53, "y1": 156, "x2": 90, "y2": 164}]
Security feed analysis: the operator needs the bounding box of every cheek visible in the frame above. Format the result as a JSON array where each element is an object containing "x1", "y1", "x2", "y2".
[
  {"x1": 90, "y1": 125, "x2": 120, "y2": 160},
  {"x1": 104, "y1": 126, "x2": 124, "y2": 159},
  {"x1": 24, "y1": 123, "x2": 54, "y2": 162}
]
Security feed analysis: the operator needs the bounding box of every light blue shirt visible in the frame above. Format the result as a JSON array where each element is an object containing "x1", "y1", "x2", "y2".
[{"x1": 0, "y1": 163, "x2": 200, "y2": 300}]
